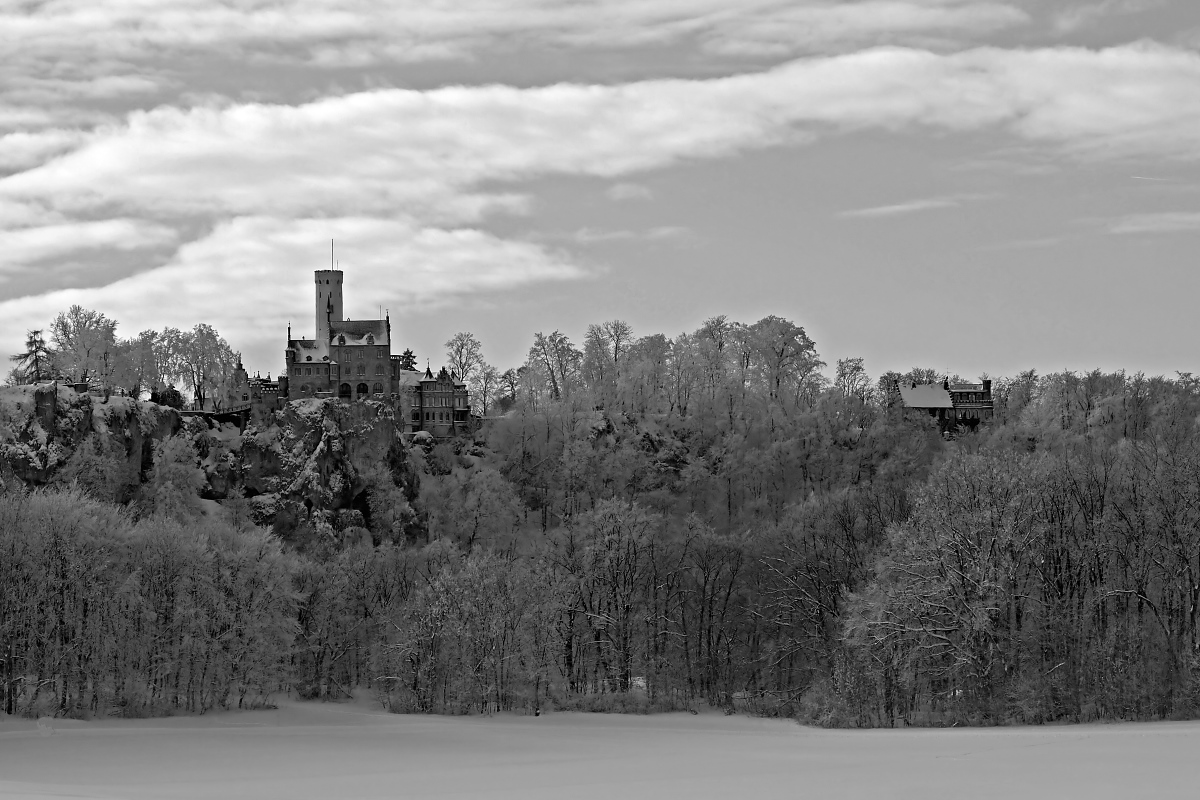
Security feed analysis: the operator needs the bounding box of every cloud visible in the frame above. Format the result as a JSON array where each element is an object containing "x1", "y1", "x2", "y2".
[
  {"x1": 6, "y1": 43, "x2": 1200, "y2": 226},
  {"x1": 0, "y1": 2, "x2": 1029, "y2": 140},
  {"x1": 1110, "y1": 211, "x2": 1200, "y2": 233},
  {"x1": 0, "y1": 1, "x2": 1028, "y2": 70},
  {"x1": 606, "y1": 182, "x2": 653, "y2": 201},
  {"x1": 700, "y1": 1, "x2": 1026, "y2": 57},
  {"x1": 839, "y1": 196, "x2": 967, "y2": 218},
  {"x1": 1052, "y1": 0, "x2": 1166, "y2": 34},
  {"x1": 0, "y1": 220, "x2": 177, "y2": 274},
  {"x1": 0, "y1": 216, "x2": 586, "y2": 369},
  {"x1": 559, "y1": 225, "x2": 690, "y2": 244},
  {"x1": 0, "y1": 130, "x2": 86, "y2": 171}
]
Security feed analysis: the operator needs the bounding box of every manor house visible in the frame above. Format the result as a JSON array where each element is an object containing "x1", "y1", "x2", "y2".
[
  {"x1": 895, "y1": 378, "x2": 993, "y2": 430},
  {"x1": 279, "y1": 269, "x2": 470, "y2": 436}
]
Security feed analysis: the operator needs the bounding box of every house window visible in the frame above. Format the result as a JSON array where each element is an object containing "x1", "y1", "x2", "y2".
[
  {"x1": 357, "y1": 364, "x2": 365, "y2": 375},
  {"x1": 305, "y1": 368, "x2": 312, "y2": 376},
  {"x1": 375, "y1": 364, "x2": 384, "y2": 375},
  {"x1": 293, "y1": 367, "x2": 301, "y2": 376},
  {"x1": 358, "y1": 349, "x2": 364, "y2": 360}
]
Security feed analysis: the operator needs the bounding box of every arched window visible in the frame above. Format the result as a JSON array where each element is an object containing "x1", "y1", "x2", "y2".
[
  {"x1": 300, "y1": 384, "x2": 311, "y2": 394},
  {"x1": 373, "y1": 382, "x2": 382, "y2": 393}
]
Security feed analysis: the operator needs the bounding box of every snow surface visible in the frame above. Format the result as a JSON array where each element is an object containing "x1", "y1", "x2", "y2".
[{"x1": 0, "y1": 700, "x2": 1197, "y2": 799}]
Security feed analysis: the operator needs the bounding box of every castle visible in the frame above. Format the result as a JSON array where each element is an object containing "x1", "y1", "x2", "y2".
[{"x1": 233, "y1": 269, "x2": 470, "y2": 436}]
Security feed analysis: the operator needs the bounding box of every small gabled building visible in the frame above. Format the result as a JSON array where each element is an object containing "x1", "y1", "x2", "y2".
[{"x1": 897, "y1": 378, "x2": 993, "y2": 430}]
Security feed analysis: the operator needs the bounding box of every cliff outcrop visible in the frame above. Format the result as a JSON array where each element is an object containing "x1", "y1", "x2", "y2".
[
  {"x1": 0, "y1": 387, "x2": 419, "y2": 547},
  {"x1": 231, "y1": 398, "x2": 419, "y2": 543},
  {"x1": 0, "y1": 383, "x2": 180, "y2": 497}
]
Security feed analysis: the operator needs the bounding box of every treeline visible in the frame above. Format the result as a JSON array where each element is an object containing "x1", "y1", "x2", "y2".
[
  {"x1": 6, "y1": 306, "x2": 237, "y2": 409},
  {"x1": 4, "y1": 312, "x2": 1199, "y2": 726},
  {"x1": 0, "y1": 489, "x2": 295, "y2": 717}
]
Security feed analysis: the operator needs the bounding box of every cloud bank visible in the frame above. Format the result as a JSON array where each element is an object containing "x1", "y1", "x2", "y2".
[{"x1": 4, "y1": 40, "x2": 1200, "y2": 369}]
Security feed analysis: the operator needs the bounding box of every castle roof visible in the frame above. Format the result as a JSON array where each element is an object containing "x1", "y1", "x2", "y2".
[
  {"x1": 289, "y1": 339, "x2": 319, "y2": 350},
  {"x1": 897, "y1": 382, "x2": 953, "y2": 409},
  {"x1": 330, "y1": 320, "x2": 389, "y2": 346}
]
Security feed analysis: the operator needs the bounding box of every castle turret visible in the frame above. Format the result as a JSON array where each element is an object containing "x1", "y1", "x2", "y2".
[{"x1": 314, "y1": 269, "x2": 343, "y2": 345}]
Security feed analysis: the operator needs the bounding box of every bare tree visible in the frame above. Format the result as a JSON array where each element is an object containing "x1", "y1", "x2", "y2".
[
  {"x1": 529, "y1": 331, "x2": 582, "y2": 401},
  {"x1": 470, "y1": 363, "x2": 500, "y2": 416},
  {"x1": 50, "y1": 307, "x2": 117, "y2": 383},
  {"x1": 161, "y1": 324, "x2": 236, "y2": 410},
  {"x1": 445, "y1": 332, "x2": 484, "y2": 385}
]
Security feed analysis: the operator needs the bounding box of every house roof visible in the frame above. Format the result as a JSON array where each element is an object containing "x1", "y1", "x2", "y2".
[
  {"x1": 396, "y1": 370, "x2": 422, "y2": 388},
  {"x1": 898, "y1": 382, "x2": 953, "y2": 409}
]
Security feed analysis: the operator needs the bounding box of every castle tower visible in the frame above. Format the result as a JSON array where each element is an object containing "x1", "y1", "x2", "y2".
[{"x1": 314, "y1": 269, "x2": 343, "y2": 345}]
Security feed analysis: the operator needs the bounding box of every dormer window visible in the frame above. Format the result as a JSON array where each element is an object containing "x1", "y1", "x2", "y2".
[
  {"x1": 338, "y1": 335, "x2": 346, "y2": 345},
  {"x1": 367, "y1": 334, "x2": 374, "y2": 344},
  {"x1": 306, "y1": 356, "x2": 312, "y2": 361}
]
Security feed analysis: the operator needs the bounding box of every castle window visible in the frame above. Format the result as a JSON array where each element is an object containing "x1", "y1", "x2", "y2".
[
  {"x1": 357, "y1": 364, "x2": 365, "y2": 375},
  {"x1": 293, "y1": 367, "x2": 301, "y2": 376},
  {"x1": 367, "y1": 334, "x2": 374, "y2": 344},
  {"x1": 358, "y1": 349, "x2": 364, "y2": 359},
  {"x1": 306, "y1": 356, "x2": 312, "y2": 361},
  {"x1": 375, "y1": 364, "x2": 384, "y2": 375},
  {"x1": 373, "y1": 382, "x2": 382, "y2": 393},
  {"x1": 338, "y1": 335, "x2": 346, "y2": 345},
  {"x1": 305, "y1": 368, "x2": 312, "y2": 376}
]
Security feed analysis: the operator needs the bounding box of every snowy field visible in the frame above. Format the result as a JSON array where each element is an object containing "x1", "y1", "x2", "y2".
[{"x1": 1, "y1": 700, "x2": 1197, "y2": 799}]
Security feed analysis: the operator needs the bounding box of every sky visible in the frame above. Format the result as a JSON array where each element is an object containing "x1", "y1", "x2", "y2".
[{"x1": 1, "y1": 0, "x2": 1198, "y2": 382}]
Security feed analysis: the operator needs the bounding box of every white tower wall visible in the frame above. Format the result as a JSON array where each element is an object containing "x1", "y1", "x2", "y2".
[{"x1": 314, "y1": 269, "x2": 343, "y2": 344}]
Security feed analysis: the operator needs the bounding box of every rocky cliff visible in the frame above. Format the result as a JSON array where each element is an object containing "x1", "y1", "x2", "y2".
[
  {"x1": 0, "y1": 388, "x2": 420, "y2": 548},
  {"x1": 0, "y1": 383, "x2": 180, "y2": 497}
]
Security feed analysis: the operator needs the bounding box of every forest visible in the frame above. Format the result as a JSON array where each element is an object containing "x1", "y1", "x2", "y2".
[{"x1": 3, "y1": 311, "x2": 1200, "y2": 727}]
